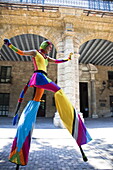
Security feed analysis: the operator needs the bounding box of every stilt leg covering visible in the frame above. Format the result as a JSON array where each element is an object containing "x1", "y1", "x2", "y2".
[
  {"x1": 9, "y1": 100, "x2": 40, "y2": 166},
  {"x1": 54, "y1": 89, "x2": 74, "y2": 133},
  {"x1": 54, "y1": 89, "x2": 92, "y2": 146}
]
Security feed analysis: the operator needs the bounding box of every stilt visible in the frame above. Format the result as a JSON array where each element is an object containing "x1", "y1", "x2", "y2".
[
  {"x1": 16, "y1": 164, "x2": 19, "y2": 170},
  {"x1": 79, "y1": 146, "x2": 88, "y2": 162}
]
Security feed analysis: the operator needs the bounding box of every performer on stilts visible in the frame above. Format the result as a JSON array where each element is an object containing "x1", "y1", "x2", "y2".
[{"x1": 4, "y1": 38, "x2": 92, "y2": 168}]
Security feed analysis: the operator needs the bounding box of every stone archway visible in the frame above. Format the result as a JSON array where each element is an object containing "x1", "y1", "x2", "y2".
[
  {"x1": 77, "y1": 31, "x2": 113, "y2": 118},
  {"x1": 0, "y1": 27, "x2": 64, "y2": 117},
  {"x1": 0, "y1": 26, "x2": 64, "y2": 55},
  {"x1": 79, "y1": 32, "x2": 113, "y2": 47}
]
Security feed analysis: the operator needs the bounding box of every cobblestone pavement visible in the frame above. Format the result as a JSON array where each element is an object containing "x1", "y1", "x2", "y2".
[{"x1": 0, "y1": 117, "x2": 113, "y2": 170}]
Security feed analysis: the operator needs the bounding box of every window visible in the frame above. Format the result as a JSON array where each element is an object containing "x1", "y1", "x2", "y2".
[
  {"x1": 108, "y1": 71, "x2": 113, "y2": 87},
  {"x1": 0, "y1": 66, "x2": 12, "y2": 83},
  {"x1": 0, "y1": 93, "x2": 10, "y2": 116},
  {"x1": 108, "y1": 71, "x2": 113, "y2": 80}
]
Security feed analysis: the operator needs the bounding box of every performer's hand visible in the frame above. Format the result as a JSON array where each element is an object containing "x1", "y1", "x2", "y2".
[
  {"x1": 68, "y1": 52, "x2": 73, "y2": 60},
  {"x1": 4, "y1": 39, "x2": 11, "y2": 46}
]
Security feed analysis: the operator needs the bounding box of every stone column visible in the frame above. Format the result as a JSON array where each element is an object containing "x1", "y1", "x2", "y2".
[
  {"x1": 56, "y1": 40, "x2": 65, "y2": 89},
  {"x1": 63, "y1": 35, "x2": 75, "y2": 103},
  {"x1": 54, "y1": 24, "x2": 80, "y2": 127},
  {"x1": 62, "y1": 29, "x2": 80, "y2": 110},
  {"x1": 53, "y1": 42, "x2": 66, "y2": 128},
  {"x1": 90, "y1": 73, "x2": 98, "y2": 118}
]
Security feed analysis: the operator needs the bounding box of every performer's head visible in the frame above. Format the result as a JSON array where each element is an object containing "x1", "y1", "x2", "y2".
[{"x1": 39, "y1": 40, "x2": 52, "y2": 54}]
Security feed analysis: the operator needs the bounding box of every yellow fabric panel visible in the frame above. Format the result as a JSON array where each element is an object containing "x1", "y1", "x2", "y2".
[
  {"x1": 45, "y1": 58, "x2": 48, "y2": 66},
  {"x1": 54, "y1": 89, "x2": 74, "y2": 134},
  {"x1": 35, "y1": 52, "x2": 47, "y2": 72},
  {"x1": 13, "y1": 158, "x2": 18, "y2": 164}
]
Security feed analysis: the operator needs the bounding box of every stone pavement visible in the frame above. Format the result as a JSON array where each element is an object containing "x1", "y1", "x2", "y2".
[{"x1": 0, "y1": 117, "x2": 113, "y2": 170}]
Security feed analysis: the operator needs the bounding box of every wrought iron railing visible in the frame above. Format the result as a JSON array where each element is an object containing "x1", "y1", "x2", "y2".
[{"x1": 0, "y1": 0, "x2": 113, "y2": 11}]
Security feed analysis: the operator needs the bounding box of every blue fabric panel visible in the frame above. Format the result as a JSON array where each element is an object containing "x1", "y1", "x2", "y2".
[
  {"x1": 36, "y1": 73, "x2": 51, "y2": 85},
  {"x1": 16, "y1": 100, "x2": 40, "y2": 151}
]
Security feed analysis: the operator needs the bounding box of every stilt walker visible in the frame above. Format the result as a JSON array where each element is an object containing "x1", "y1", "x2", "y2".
[{"x1": 4, "y1": 38, "x2": 92, "y2": 169}]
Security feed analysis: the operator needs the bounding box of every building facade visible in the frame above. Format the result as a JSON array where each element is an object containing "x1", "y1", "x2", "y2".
[{"x1": 0, "y1": 3, "x2": 113, "y2": 118}]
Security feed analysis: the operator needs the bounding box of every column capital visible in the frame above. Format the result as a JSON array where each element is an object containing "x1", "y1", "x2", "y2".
[
  {"x1": 62, "y1": 23, "x2": 75, "y2": 38},
  {"x1": 62, "y1": 31, "x2": 75, "y2": 39},
  {"x1": 90, "y1": 73, "x2": 96, "y2": 80},
  {"x1": 65, "y1": 23, "x2": 74, "y2": 32}
]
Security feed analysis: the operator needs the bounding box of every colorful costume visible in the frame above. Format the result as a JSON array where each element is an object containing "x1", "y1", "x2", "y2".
[{"x1": 4, "y1": 39, "x2": 92, "y2": 166}]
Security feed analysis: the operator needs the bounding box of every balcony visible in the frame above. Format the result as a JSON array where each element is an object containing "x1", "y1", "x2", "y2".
[{"x1": 0, "y1": 0, "x2": 113, "y2": 11}]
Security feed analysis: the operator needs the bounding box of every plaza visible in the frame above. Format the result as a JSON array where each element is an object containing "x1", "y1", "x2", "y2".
[{"x1": 0, "y1": 117, "x2": 113, "y2": 170}]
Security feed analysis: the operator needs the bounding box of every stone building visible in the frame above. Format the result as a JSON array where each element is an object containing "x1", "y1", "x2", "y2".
[{"x1": 0, "y1": 2, "x2": 113, "y2": 118}]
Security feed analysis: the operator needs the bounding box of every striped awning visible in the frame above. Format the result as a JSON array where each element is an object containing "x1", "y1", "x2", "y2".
[
  {"x1": 79, "y1": 39, "x2": 113, "y2": 66},
  {"x1": 0, "y1": 34, "x2": 57, "y2": 61},
  {"x1": 0, "y1": 34, "x2": 113, "y2": 66}
]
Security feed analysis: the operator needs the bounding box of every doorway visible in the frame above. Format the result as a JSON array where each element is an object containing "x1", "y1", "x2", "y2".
[
  {"x1": 79, "y1": 82, "x2": 89, "y2": 118},
  {"x1": 0, "y1": 93, "x2": 10, "y2": 116},
  {"x1": 37, "y1": 94, "x2": 46, "y2": 117},
  {"x1": 110, "y1": 96, "x2": 113, "y2": 116}
]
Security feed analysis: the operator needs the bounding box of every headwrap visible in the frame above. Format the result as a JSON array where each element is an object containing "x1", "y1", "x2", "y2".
[{"x1": 39, "y1": 40, "x2": 52, "y2": 50}]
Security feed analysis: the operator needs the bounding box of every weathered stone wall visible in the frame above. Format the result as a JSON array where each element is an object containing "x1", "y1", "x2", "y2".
[
  {"x1": 0, "y1": 61, "x2": 57, "y2": 117},
  {"x1": 79, "y1": 64, "x2": 113, "y2": 117},
  {"x1": 0, "y1": 4, "x2": 113, "y2": 117},
  {"x1": 95, "y1": 65, "x2": 113, "y2": 117},
  {"x1": 1, "y1": 6, "x2": 113, "y2": 49},
  {"x1": 0, "y1": 61, "x2": 33, "y2": 116}
]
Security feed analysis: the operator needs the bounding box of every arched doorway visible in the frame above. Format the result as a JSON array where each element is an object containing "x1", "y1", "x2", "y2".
[{"x1": 79, "y1": 39, "x2": 113, "y2": 118}]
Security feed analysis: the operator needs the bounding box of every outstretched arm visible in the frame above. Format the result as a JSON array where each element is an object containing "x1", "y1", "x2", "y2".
[
  {"x1": 4, "y1": 39, "x2": 36, "y2": 57},
  {"x1": 48, "y1": 52, "x2": 73, "y2": 63}
]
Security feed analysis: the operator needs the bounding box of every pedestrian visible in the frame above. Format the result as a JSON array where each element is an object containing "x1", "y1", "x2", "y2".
[{"x1": 4, "y1": 38, "x2": 92, "y2": 167}]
